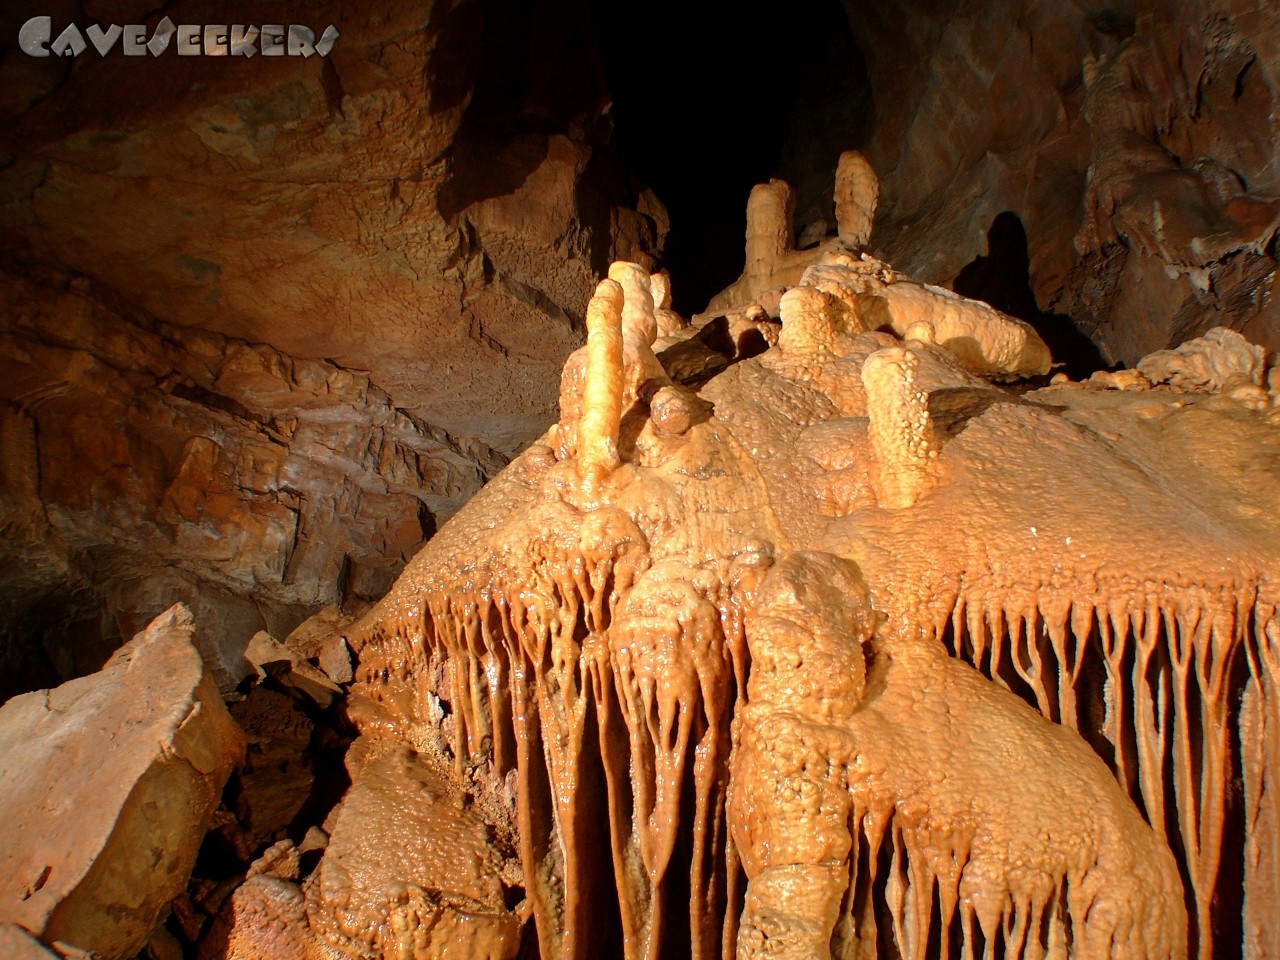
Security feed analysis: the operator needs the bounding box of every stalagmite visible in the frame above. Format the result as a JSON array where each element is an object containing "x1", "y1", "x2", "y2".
[
  {"x1": 777, "y1": 287, "x2": 842, "y2": 355},
  {"x1": 745, "y1": 181, "x2": 794, "y2": 290},
  {"x1": 861, "y1": 346, "x2": 936, "y2": 508},
  {"x1": 610, "y1": 261, "x2": 660, "y2": 346},
  {"x1": 703, "y1": 156, "x2": 1051, "y2": 380},
  {"x1": 649, "y1": 270, "x2": 687, "y2": 337},
  {"x1": 834, "y1": 149, "x2": 879, "y2": 248},
  {"x1": 577, "y1": 278, "x2": 626, "y2": 495},
  {"x1": 706, "y1": 179, "x2": 813, "y2": 314}
]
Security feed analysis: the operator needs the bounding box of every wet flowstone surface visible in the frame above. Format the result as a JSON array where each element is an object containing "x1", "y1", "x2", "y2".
[{"x1": 328, "y1": 162, "x2": 1280, "y2": 960}]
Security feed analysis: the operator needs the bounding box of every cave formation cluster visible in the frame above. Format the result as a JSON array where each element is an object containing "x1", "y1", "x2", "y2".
[{"x1": 1, "y1": 1, "x2": 1279, "y2": 959}]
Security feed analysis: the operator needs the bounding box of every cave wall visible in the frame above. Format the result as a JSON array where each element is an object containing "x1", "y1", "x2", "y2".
[
  {"x1": 833, "y1": 0, "x2": 1280, "y2": 367},
  {"x1": 0, "y1": 0, "x2": 664, "y2": 694}
]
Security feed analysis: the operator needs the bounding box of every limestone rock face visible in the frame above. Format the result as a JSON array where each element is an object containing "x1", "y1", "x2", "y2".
[
  {"x1": 0, "y1": 604, "x2": 244, "y2": 959},
  {"x1": 0, "y1": 271, "x2": 500, "y2": 699},
  {"x1": 0, "y1": 2, "x2": 657, "y2": 444},
  {"x1": 0, "y1": 0, "x2": 664, "y2": 696},
  {"x1": 813, "y1": 0, "x2": 1280, "y2": 367}
]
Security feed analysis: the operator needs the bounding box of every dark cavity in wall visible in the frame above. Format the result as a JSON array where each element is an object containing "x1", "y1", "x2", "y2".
[
  {"x1": 0, "y1": 587, "x2": 118, "y2": 703},
  {"x1": 953, "y1": 212, "x2": 1106, "y2": 379},
  {"x1": 589, "y1": 0, "x2": 872, "y2": 315}
]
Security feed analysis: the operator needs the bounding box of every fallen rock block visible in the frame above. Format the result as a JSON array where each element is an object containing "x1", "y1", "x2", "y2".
[
  {"x1": 0, "y1": 604, "x2": 245, "y2": 959},
  {"x1": 282, "y1": 605, "x2": 357, "y2": 685},
  {"x1": 244, "y1": 632, "x2": 342, "y2": 708}
]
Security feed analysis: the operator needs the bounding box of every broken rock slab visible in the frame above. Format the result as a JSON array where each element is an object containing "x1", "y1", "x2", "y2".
[
  {"x1": 243, "y1": 631, "x2": 342, "y2": 708},
  {"x1": 0, "y1": 604, "x2": 245, "y2": 959},
  {"x1": 281, "y1": 604, "x2": 359, "y2": 685}
]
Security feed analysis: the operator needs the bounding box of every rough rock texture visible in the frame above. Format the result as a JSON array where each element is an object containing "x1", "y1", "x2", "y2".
[
  {"x1": 335, "y1": 172, "x2": 1279, "y2": 959},
  {"x1": 733, "y1": 557, "x2": 1185, "y2": 960},
  {"x1": 4, "y1": 3, "x2": 1280, "y2": 956},
  {"x1": 0, "y1": 0, "x2": 663, "y2": 697},
  {"x1": 227, "y1": 686, "x2": 317, "y2": 851},
  {"x1": 0, "y1": 604, "x2": 244, "y2": 959},
  {"x1": 0, "y1": 270, "x2": 499, "y2": 697},
  {"x1": 6, "y1": 0, "x2": 1278, "y2": 709},
  {"x1": 205, "y1": 742, "x2": 523, "y2": 960},
  {"x1": 787, "y1": 0, "x2": 1280, "y2": 368},
  {"x1": 200, "y1": 875, "x2": 311, "y2": 960},
  {"x1": 305, "y1": 744, "x2": 522, "y2": 960}
]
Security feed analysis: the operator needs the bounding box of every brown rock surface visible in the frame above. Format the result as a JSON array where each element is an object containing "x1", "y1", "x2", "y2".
[
  {"x1": 226, "y1": 686, "x2": 316, "y2": 850},
  {"x1": 0, "y1": 268, "x2": 498, "y2": 697},
  {"x1": 0, "y1": 925, "x2": 59, "y2": 960},
  {"x1": 282, "y1": 605, "x2": 358, "y2": 685},
  {"x1": 203, "y1": 742, "x2": 523, "y2": 960},
  {"x1": 0, "y1": 604, "x2": 244, "y2": 959},
  {"x1": 0, "y1": 3, "x2": 658, "y2": 446},
  {"x1": 305, "y1": 744, "x2": 522, "y2": 960},
  {"x1": 4, "y1": 3, "x2": 1280, "y2": 957},
  {"x1": 0, "y1": 0, "x2": 663, "y2": 697},
  {"x1": 790, "y1": 0, "x2": 1280, "y2": 368},
  {"x1": 199, "y1": 875, "x2": 311, "y2": 960}
]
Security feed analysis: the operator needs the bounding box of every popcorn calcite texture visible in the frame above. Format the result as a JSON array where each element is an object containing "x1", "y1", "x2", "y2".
[{"x1": 306, "y1": 745, "x2": 521, "y2": 960}]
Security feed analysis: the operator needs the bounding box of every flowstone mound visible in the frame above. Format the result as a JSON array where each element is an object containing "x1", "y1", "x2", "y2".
[{"x1": 269, "y1": 164, "x2": 1280, "y2": 960}]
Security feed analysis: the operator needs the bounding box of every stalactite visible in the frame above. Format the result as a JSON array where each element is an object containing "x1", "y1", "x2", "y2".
[
  {"x1": 1243, "y1": 607, "x2": 1280, "y2": 959},
  {"x1": 862, "y1": 346, "x2": 936, "y2": 509},
  {"x1": 349, "y1": 516, "x2": 747, "y2": 960},
  {"x1": 920, "y1": 585, "x2": 1275, "y2": 960}
]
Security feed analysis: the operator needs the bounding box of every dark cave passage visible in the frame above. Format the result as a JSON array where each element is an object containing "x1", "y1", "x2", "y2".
[
  {"x1": 952, "y1": 212, "x2": 1106, "y2": 379},
  {"x1": 588, "y1": 0, "x2": 872, "y2": 315}
]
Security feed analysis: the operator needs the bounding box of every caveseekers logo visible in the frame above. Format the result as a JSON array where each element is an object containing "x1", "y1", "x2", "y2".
[{"x1": 18, "y1": 17, "x2": 339, "y2": 58}]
